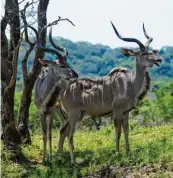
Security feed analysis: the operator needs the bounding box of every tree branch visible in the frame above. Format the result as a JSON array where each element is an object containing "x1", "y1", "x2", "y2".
[
  {"x1": 20, "y1": 2, "x2": 35, "y2": 46},
  {"x1": 19, "y1": 1, "x2": 37, "y2": 83},
  {"x1": 42, "y1": 16, "x2": 75, "y2": 34},
  {"x1": 40, "y1": 16, "x2": 75, "y2": 41},
  {"x1": 4, "y1": 41, "x2": 21, "y2": 96},
  {"x1": 22, "y1": 44, "x2": 35, "y2": 82}
]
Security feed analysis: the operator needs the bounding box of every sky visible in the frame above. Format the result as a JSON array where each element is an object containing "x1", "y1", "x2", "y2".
[
  {"x1": 1, "y1": 0, "x2": 173, "y2": 49},
  {"x1": 46, "y1": 0, "x2": 173, "y2": 49}
]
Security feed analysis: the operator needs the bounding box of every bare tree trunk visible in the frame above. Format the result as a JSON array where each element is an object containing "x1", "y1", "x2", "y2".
[
  {"x1": 1, "y1": 0, "x2": 21, "y2": 149},
  {"x1": 17, "y1": 0, "x2": 50, "y2": 144}
]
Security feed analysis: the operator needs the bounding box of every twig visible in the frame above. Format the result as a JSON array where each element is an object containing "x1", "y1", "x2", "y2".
[
  {"x1": 4, "y1": 41, "x2": 21, "y2": 96},
  {"x1": 22, "y1": 45, "x2": 35, "y2": 82},
  {"x1": 44, "y1": 16, "x2": 75, "y2": 29},
  {"x1": 18, "y1": 0, "x2": 25, "y2": 5},
  {"x1": 20, "y1": 2, "x2": 35, "y2": 46},
  {"x1": 40, "y1": 16, "x2": 75, "y2": 40}
]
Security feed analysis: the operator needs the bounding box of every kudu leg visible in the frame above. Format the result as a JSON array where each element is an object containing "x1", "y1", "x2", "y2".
[
  {"x1": 68, "y1": 124, "x2": 77, "y2": 164},
  {"x1": 68, "y1": 113, "x2": 79, "y2": 164},
  {"x1": 56, "y1": 106, "x2": 67, "y2": 128},
  {"x1": 122, "y1": 113, "x2": 130, "y2": 154},
  {"x1": 40, "y1": 113, "x2": 47, "y2": 163},
  {"x1": 58, "y1": 111, "x2": 84, "y2": 153},
  {"x1": 59, "y1": 107, "x2": 75, "y2": 150},
  {"x1": 56, "y1": 106, "x2": 74, "y2": 153},
  {"x1": 114, "y1": 119, "x2": 122, "y2": 153},
  {"x1": 58, "y1": 122, "x2": 75, "y2": 154},
  {"x1": 46, "y1": 113, "x2": 53, "y2": 160},
  {"x1": 58, "y1": 121, "x2": 69, "y2": 153}
]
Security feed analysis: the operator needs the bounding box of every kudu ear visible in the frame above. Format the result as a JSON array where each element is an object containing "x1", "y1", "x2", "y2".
[
  {"x1": 38, "y1": 58, "x2": 56, "y2": 66},
  {"x1": 121, "y1": 48, "x2": 135, "y2": 56}
]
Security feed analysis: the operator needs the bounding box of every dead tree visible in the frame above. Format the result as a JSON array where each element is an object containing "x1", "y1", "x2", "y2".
[
  {"x1": 1, "y1": 0, "x2": 50, "y2": 152},
  {"x1": 1, "y1": 0, "x2": 22, "y2": 150},
  {"x1": 17, "y1": 0, "x2": 50, "y2": 144}
]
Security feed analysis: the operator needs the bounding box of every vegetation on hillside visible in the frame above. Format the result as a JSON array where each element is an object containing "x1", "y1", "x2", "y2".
[
  {"x1": 17, "y1": 38, "x2": 173, "y2": 85},
  {"x1": 132, "y1": 80, "x2": 173, "y2": 126}
]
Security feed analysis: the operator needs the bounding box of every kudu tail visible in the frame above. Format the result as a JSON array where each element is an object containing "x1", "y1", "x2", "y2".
[
  {"x1": 60, "y1": 120, "x2": 70, "y2": 136},
  {"x1": 58, "y1": 120, "x2": 70, "y2": 152},
  {"x1": 59, "y1": 107, "x2": 68, "y2": 121}
]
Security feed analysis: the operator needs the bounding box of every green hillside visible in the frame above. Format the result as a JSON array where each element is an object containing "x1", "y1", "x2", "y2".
[{"x1": 17, "y1": 37, "x2": 173, "y2": 82}]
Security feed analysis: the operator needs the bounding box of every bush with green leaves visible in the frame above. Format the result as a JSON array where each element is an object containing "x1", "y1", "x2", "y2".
[{"x1": 133, "y1": 80, "x2": 173, "y2": 125}]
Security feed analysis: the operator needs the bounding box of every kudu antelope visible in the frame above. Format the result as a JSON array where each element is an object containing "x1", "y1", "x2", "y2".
[
  {"x1": 28, "y1": 26, "x2": 78, "y2": 162},
  {"x1": 57, "y1": 22, "x2": 162, "y2": 164}
]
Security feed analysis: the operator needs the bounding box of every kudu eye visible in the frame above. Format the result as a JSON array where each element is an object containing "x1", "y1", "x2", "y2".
[
  {"x1": 69, "y1": 72, "x2": 73, "y2": 76},
  {"x1": 149, "y1": 56, "x2": 153, "y2": 59}
]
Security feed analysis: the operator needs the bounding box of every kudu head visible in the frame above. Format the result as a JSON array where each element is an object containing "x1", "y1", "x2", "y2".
[
  {"x1": 111, "y1": 22, "x2": 162, "y2": 68},
  {"x1": 28, "y1": 26, "x2": 78, "y2": 87}
]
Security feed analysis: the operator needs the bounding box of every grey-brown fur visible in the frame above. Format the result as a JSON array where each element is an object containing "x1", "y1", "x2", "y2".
[
  {"x1": 137, "y1": 71, "x2": 151, "y2": 100},
  {"x1": 57, "y1": 23, "x2": 162, "y2": 164},
  {"x1": 29, "y1": 25, "x2": 78, "y2": 163}
]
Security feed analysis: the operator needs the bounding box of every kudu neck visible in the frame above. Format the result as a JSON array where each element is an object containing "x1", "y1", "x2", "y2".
[
  {"x1": 131, "y1": 57, "x2": 147, "y2": 97},
  {"x1": 46, "y1": 69, "x2": 66, "y2": 91}
]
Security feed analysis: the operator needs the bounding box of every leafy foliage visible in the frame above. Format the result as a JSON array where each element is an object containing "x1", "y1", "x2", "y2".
[{"x1": 132, "y1": 80, "x2": 173, "y2": 125}]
